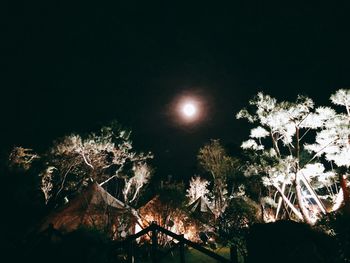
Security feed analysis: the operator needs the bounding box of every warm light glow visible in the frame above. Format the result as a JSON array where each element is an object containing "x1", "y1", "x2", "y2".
[
  {"x1": 182, "y1": 103, "x2": 197, "y2": 117},
  {"x1": 141, "y1": 213, "x2": 201, "y2": 242}
]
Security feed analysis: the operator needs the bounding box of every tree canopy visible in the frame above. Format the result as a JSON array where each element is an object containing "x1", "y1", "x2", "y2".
[
  {"x1": 9, "y1": 122, "x2": 153, "y2": 207},
  {"x1": 197, "y1": 139, "x2": 241, "y2": 216},
  {"x1": 237, "y1": 89, "x2": 350, "y2": 224}
]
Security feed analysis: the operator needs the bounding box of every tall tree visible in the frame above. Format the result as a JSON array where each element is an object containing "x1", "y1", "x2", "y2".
[
  {"x1": 237, "y1": 92, "x2": 341, "y2": 224},
  {"x1": 305, "y1": 89, "x2": 350, "y2": 212},
  {"x1": 197, "y1": 139, "x2": 237, "y2": 216}
]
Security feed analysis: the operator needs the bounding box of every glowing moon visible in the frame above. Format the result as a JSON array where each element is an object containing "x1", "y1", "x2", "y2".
[
  {"x1": 182, "y1": 103, "x2": 197, "y2": 117},
  {"x1": 174, "y1": 94, "x2": 204, "y2": 124}
]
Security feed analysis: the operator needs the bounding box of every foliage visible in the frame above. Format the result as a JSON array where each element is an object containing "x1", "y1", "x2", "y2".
[
  {"x1": 123, "y1": 162, "x2": 152, "y2": 204},
  {"x1": 158, "y1": 181, "x2": 187, "y2": 208},
  {"x1": 8, "y1": 147, "x2": 39, "y2": 171},
  {"x1": 186, "y1": 175, "x2": 211, "y2": 205},
  {"x1": 8, "y1": 122, "x2": 153, "y2": 206},
  {"x1": 217, "y1": 197, "x2": 260, "y2": 259},
  {"x1": 304, "y1": 90, "x2": 350, "y2": 168},
  {"x1": 305, "y1": 89, "x2": 350, "y2": 212},
  {"x1": 247, "y1": 220, "x2": 337, "y2": 263},
  {"x1": 237, "y1": 91, "x2": 350, "y2": 224},
  {"x1": 197, "y1": 139, "x2": 239, "y2": 216},
  {"x1": 317, "y1": 210, "x2": 350, "y2": 262}
]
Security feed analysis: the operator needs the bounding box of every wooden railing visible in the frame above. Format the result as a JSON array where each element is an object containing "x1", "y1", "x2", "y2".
[{"x1": 113, "y1": 222, "x2": 236, "y2": 263}]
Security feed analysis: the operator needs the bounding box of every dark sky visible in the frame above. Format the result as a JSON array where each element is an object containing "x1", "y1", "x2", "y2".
[{"x1": 2, "y1": 1, "x2": 350, "y2": 180}]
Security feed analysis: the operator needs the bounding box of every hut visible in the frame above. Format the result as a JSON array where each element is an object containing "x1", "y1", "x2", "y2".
[{"x1": 39, "y1": 182, "x2": 137, "y2": 240}]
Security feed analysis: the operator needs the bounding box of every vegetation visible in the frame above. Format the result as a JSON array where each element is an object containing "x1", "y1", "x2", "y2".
[
  {"x1": 237, "y1": 90, "x2": 350, "y2": 224},
  {"x1": 8, "y1": 122, "x2": 153, "y2": 207},
  {"x1": 3, "y1": 89, "x2": 350, "y2": 262},
  {"x1": 197, "y1": 139, "x2": 241, "y2": 216}
]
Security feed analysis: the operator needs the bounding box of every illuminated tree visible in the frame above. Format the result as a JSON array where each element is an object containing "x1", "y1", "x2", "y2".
[
  {"x1": 237, "y1": 92, "x2": 342, "y2": 224},
  {"x1": 8, "y1": 147, "x2": 39, "y2": 171},
  {"x1": 186, "y1": 175, "x2": 211, "y2": 205},
  {"x1": 197, "y1": 139, "x2": 237, "y2": 216},
  {"x1": 40, "y1": 166, "x2": 56, "y2": 204},
  {"x1": 123, "y1": 162, "x2": 152, "y2": 204},
  {"x1": 305, "y1": 89, "x2": 350, "y2": 211},
  {"x1": 9, "y1": 123, "x2": 153, "y2": 206}
]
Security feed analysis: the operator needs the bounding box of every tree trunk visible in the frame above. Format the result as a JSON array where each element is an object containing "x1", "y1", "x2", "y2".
[
  {"x1": 274, "y1": 183, "x2": 303, "y2": 220},
  {"x1": 295, "y1": 175, "x2": 313, "y2": 225},
  {"x1": 299, "y1": 174, "x2": 326, "y2": 214},
  {"x1": 275, "y1": 181, "x2": 286, "y2": 219},
  {"x1": 294, "y1": 126, "x2": 313, "y2": 225}
]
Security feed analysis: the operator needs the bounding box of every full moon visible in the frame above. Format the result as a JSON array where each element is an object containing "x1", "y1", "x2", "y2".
[
  {"x1": 182, "y1": 103, "x2": 197, "y2": 117},
  {"x1": 173, "y1": 94, "x2": 205, "y2": 124}
]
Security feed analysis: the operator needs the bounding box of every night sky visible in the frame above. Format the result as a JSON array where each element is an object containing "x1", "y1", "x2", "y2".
[{"x1": 2, "y1": 1, "x2": 350, "y2": 180}]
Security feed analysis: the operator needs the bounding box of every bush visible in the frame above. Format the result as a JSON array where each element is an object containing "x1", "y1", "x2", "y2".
[
  {"x1": 217, "y1": 197, "x2": 260, "y2": 261},
  {"x1": 246, "y1": 220, "x2": 337, "y2": 263},
  {"x1": 317, "y1": 210, "x2": 350, "y2": 262}
]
